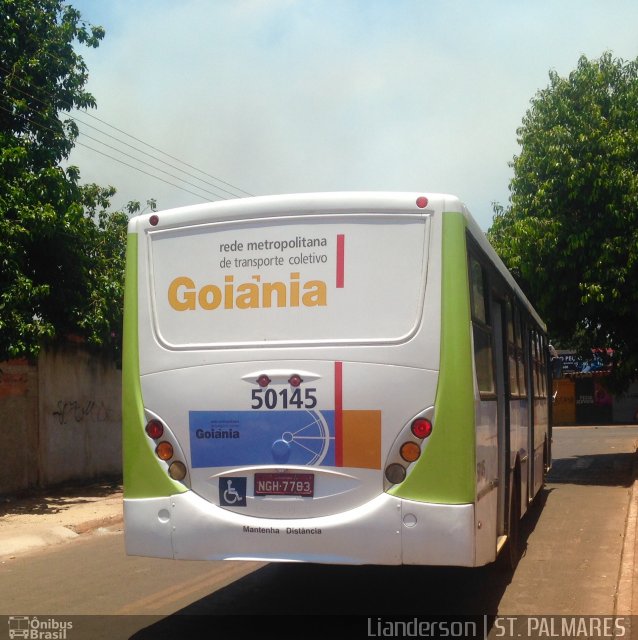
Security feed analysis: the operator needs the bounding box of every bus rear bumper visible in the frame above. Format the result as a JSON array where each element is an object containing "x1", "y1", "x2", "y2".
[{"x1": 124, "y1": 492, "x2": 476, "y2": 566}]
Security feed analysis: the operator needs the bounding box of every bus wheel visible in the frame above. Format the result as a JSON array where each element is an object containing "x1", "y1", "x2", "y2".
[{"x1": 498, "y1": 480, "x2": 521, "y2": 573}]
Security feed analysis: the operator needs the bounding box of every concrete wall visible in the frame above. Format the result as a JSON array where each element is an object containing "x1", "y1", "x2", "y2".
[
  {"x1": 0, "y1": 345, "x2": 121, "y2": 496},
  {"x1": 612, "y1": 381, "x2": 638, "y2": 424},
  {"x1": 0, "y1": 359, "x2": 39, "y2": 495}
]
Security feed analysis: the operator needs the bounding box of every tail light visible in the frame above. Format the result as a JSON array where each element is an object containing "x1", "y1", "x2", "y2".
[
  {"x1": 168, "y1": 461, "x2": 187, "y2": 480},
  {"x1": 411, "y1": 418, "x2": 432, "y2": 439},
  {"x1": 384, "y1": 410, "x2": 434, "y2": 488},
  {"x1": 145, "y1": 415, "x2": 189, "y2": 486},
  {"x1": 145, "y1": 419, "x2": 164, "y2": 439},
  {"x1": 385, "y1": 463, "x2": 406, "y2": 484},
  {"x1": 155, "y1": 441, "x2": 174, "y2": 461},
  {"x1": 400, "y1": 441, "x2": 421, "y2": 463}
]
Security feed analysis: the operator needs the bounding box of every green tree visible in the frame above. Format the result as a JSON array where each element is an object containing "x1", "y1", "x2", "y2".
[
  {"x1": 0, "y1": 0, "x2": 129, "y2": 360},
  {"x1": 488, "y1": 52, "x2": 638, "y2": 389}
]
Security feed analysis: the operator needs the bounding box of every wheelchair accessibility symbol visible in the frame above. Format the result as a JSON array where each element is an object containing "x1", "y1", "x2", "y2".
[{"x1": 219, "y1": 477, "x2": 247, "y2": 507}]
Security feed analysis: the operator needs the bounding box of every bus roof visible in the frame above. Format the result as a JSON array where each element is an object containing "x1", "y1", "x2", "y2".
[{"x1": 129, "y1": 192, "x2": 462, "y2": 230}]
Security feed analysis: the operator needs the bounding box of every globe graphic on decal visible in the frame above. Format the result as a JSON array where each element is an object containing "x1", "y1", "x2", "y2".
[
  {"x1": 271, "y1": 436, "x2": 292, "y2": 463},
  {"x1": 270, "y1": 411, "x2": 331, "y2": 465}
]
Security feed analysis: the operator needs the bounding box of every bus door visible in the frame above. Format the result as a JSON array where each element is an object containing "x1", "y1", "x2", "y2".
[
  {"x1": 527, "y1": 329, "x2": 536, "y2": 503},
  {"x1": 491, "y1": 296, "x2": 510, "y2": 539}
]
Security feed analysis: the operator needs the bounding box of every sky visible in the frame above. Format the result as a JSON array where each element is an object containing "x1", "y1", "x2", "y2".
[{"x1": 67, "y1": 0, "x2": 638, "y2": 229}]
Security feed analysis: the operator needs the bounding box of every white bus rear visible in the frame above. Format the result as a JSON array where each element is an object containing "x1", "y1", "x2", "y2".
[{"x1": 122, "y1": 192, "x2": 550, "y2": 566}]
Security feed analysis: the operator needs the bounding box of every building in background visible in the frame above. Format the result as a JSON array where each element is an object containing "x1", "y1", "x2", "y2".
[{"x1": 552, "y1": 349, "x2": 638, "y2": 425}]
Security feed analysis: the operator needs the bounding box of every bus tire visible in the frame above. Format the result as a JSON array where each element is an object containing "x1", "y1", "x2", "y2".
[{"x1": 498, "y1": 478, "x2": 521, "y2": 573}]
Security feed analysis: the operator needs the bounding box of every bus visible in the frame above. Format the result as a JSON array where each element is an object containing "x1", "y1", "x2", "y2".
[{"x1": 122, "y1": 192, "x2": 551, "y2": 568}]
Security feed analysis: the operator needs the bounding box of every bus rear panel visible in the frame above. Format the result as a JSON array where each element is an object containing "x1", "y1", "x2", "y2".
[{"x1": 122, "y1": 192, "x2": 548, "y2": 566}]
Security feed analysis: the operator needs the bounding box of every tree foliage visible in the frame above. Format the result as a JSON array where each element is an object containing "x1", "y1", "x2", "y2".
[
  {"x1": 488, "y1": 53, "x2": 638, "y2": 389},
  {"x1": 0, "y1": 0, "x2": 129, "y2": 361}
]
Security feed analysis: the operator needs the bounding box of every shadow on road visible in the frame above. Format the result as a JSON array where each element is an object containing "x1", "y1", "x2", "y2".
[
  {"x1": 131, "y1": 560, "x2": 504, "y2": 637},
  {"x1": 132, "y1": 496, "x2": 550, "y2": 638},
  {"x1": 132, "y1": 445, "x2": 636, "y2": 638},
  {"x1": 548, "y1": 451, "x2": 636, "y2": 487},
  {"x1": 0, "y1": 479, "x2": 122, "y2": 517}
]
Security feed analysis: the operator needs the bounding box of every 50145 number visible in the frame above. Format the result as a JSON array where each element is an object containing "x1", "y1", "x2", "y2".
[{"x1": 251, "y1": 388, "x2": 317, "y2": 410}]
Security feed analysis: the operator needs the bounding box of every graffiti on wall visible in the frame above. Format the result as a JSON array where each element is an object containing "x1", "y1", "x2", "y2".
[{"x1": 52, "y1": 399, "x2": 114, "y2": 425}]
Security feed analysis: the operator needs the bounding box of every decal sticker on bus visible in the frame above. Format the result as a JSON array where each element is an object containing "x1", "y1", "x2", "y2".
[{"x1": 189, "y1": 408, "x2": 381, "y2": 470}]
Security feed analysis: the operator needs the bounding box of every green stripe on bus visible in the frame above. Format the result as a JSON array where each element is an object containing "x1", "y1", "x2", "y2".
[
  {"x1": 390, "y1": 211, "x2": 476, "y2": 503},
  {"x1": 122, "y1": 233, "x2": 187, "y2": 499}
]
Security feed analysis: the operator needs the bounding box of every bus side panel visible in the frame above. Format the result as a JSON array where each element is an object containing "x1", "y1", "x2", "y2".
[
  {"x1": 510, "y1": 398, "x2": 529, "y2": 516},
  {"x1": 122, "y1": 232, "x2": 186, "y2": 499},
  {"x1": 474, "y1": 399, "x2": 499, "y2": 565},
  {"x1": 392, "y1": 211, "x2": 475, "y2": 505},
  {"x1": 401, "y1": 501, "x2": 475, "y2": 566}
]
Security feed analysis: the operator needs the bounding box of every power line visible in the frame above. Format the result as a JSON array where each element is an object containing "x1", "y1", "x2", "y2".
[
  {"x1": 72, "y1": 113, "x2": 247, "y2": 199},
  {"x1": 0, "y1": 61, "x2": 254, "y2": 199},
  {"x1": 0, "y1": 103, "x2": 213, "y2": 202},
  {"x1": 78, "y1": 129, "x2": 235, "y2": 201},
  {"x1": 76, "y1": 142, "x2": 212, "y2": 202},
  {"x1": 73, "y1": 109, "x2": 254, "y2": 197}
]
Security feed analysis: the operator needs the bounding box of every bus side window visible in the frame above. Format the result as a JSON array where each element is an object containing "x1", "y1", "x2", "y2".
[
  {"x1": 470, "y1": 255, "x2": 488, "y2": 324},
  {"x1": 506, "y1": 300, "x2": 520, "y2": 397},
  {"x1": 540, "y1": 335, "x2": 548, "y2": 398},
  {"x1": 514, "y1": 305, "x2": 527, "y2": 396},
  {"x1": 469, "y1": 255, "x2": 495, "y2": 397},
  {"x1": 531, "y1": 330, "x2": 542, "y2": 399}
]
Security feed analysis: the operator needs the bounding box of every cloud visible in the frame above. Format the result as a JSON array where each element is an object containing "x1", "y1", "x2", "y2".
[{"x1": 68, "y1": 0, "x2": 638, "y2": 228}]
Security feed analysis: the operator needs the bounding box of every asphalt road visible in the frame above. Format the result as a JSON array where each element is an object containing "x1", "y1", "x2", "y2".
[{"x1": 1, "y1": 425, "x2": 636, "y2": 640}]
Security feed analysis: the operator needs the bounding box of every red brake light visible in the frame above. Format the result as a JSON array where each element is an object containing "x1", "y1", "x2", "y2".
[
  {"x1": 416, "y1": 196, "x2": 428, "y2": 209},
  {"x1": 411, "y1": 418, "x2": 432, "y2": 439},
  {"x1": 257, "y1": 374, "x2": 271, "y2": 387},
  {"x1": 149, "y1": 214, "x2": 159, "y2": 226},
  {"x1": 145, "y1": 419, "x2": 164, "y2": 439},
  {"x1": 288, "y1": 374, "x2": 303, "y2": 387}
]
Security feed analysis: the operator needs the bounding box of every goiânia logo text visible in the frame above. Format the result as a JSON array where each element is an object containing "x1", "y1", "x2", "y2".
[{"x1": 168, "y1": 272, "x2": 327, "y2": 310}]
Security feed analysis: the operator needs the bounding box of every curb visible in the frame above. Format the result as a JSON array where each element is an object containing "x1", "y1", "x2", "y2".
[
  {"x1": 0, "y1": 508, "x2": 123, "y2": 561},
  {"x1": 66, "y1": 513, "x2": 124, "y2": 535},
  {"x1": 615, "y1": 440, "x2": 638, "y2": 623},
  {"x1": 0, "y1": 527, "x2": 78, "y2": 560}
]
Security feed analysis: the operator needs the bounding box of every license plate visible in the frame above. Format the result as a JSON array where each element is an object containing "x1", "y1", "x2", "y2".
[{"x1": 254, "y1": 473, "x2": 314, "y2": 496}]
